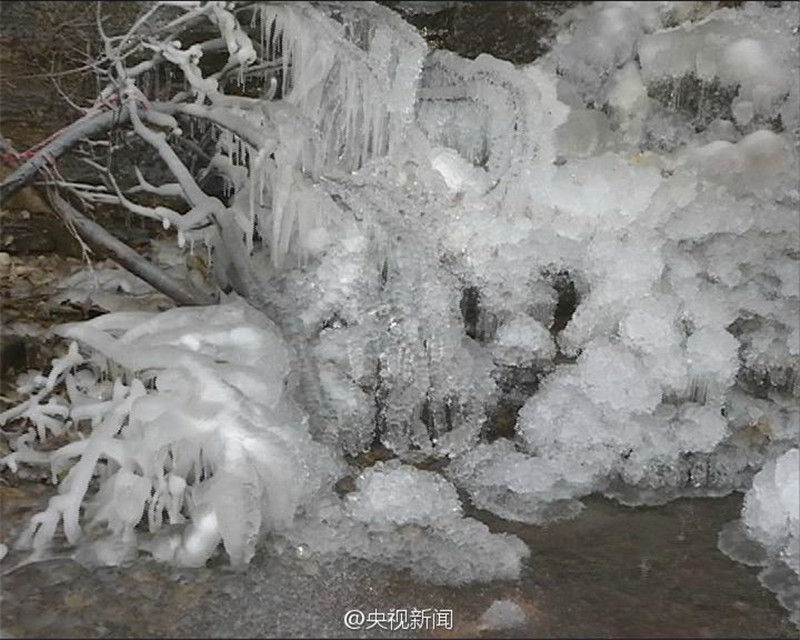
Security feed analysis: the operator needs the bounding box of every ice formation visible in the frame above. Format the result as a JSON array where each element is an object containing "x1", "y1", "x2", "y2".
[
  {"x1": 283, "y1": 462, "x2": 529, "y2": 584},
  {"x1": 2, "y1": 300, "x2": 342, "y2": 567},
  {"x1": 719, "y1": 448, "x2": 799, "y2": 625},
  {"x1": 479, "y1": 599, "x2": 528, "y2": 631},
  {"x1": 50, "y1": 241, "x2": 215, "y2": 313},
  {"x1": 1, "y1": 0, "x2": 799, "y2": 616},
  {"x1": 53, "y1": 266, "x2": 156, "y2": 305}
]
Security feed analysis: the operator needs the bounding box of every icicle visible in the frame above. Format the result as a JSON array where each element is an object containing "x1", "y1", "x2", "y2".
[
  {"x1": 258, "y1": 7, "x2": 265, "y2": 58},
  {"x1": 259, "y1": 160, "x2": 265, "y2": 208},
  {"x1": 282, "y1": 29, "x2": 290, "y2": 99}
]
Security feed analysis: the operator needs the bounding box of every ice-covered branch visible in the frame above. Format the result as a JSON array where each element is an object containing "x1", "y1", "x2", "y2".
[
  {"x1": 127, "y1": 100, "x2": 213, "y2": 208},
  {"x1": 48, "y1": 191, "x2": 215, "y2": 306},
  {"x1": 129, "y1": 166, "x2": 184, "y2": 198},
  {"x1": 4, "y1": 3, "x2": 797, "y2": 611},
  {"x1": 150, "y1": 101, "x2": 275, "y2": 148}
]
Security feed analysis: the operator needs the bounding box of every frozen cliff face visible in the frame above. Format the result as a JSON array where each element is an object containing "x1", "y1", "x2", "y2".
[
  {"x1": 719, "y1": 449, "x2": 800, "y2": 626},
  {"x1": 637, "y1": 5, "x2": 799, "y2": 134},
  {"x1": 439, "y1": 3, "x2": 797, "y2": 518}
]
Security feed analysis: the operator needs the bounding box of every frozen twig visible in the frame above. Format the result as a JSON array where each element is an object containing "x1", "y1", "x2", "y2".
[{"x1": 129, "y1": 166, "x2": 185, "y2": 198}]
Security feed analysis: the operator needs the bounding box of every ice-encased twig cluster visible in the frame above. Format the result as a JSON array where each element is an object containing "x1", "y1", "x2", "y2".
[
  {"x1": 1, "y1": 0, "x2": 799, "y2": 608},
  {"x1": 2, "y1": 300, "x2": 342, "y2": 568},
  {"x1": 1, "y1": 299, "x2": 530, "y2": 582}
]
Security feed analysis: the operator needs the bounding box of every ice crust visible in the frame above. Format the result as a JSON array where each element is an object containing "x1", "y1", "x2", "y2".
[
  {"x1": 51, "y1": 241, "x2": 215, "y2": 313},
  {"x1": 719, "y1": 449, "x2": 800, "y2": 625},
  {"x1": 1, "y1": 0, "x2": 799, "y2": 603},
  {"x1": 2, "y1": 300, "x2": 343, "y2": 568},
  {"x1": 743, "y1": 449, "x2": 800, "y2": 573},
  {"x1": 284, "y1": 462, "x2": 529, "y2": 584}
]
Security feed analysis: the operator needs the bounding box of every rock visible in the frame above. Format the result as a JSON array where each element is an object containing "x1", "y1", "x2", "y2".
[{"x1": 0, "y1": 334, "x2": 27, "y2": 374}]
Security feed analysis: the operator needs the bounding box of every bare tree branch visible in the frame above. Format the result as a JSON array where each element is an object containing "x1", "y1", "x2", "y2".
[
  {"x1": 47, "y1": 191, "x2": 216, "y2": 307},
  {"x1": 0, "y1": 106, "x2": 131, "y2": 206}
]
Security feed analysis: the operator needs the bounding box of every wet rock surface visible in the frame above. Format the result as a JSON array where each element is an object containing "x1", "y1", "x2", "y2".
[{"x1": 384, "y1": 1, "x2": 580, "y2": 65}]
